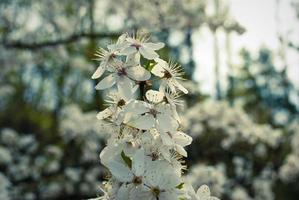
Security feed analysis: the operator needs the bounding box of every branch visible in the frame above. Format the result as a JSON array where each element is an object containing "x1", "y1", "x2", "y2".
[{"x1": 2, "y1": 32, "x2": 120, "y2": 50}]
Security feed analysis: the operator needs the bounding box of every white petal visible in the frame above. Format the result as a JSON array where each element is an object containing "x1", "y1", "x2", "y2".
[
  {"x1": 210, "y1": 197, "x2": 220, "y2": 200},
  {"x1": 139, "y1": 46, "x2": 159, "y2": 59},
  {"x1": 96, "y1": 107, "x2": 114, "y2": 120},
  {"x1": 143, "y1": 42, "x2": 165, "y2": 50},
  {"x1": 132, "y1": 148, "x2": 145, "y2": 176},
  {"x1": 176, "y1": 145, "x2": 188, "y2": 157},
  {"x1": 196, "y1": 185, "x2": 211, "y2": 199},
  {"x1": 144, "y1": 160, "x2": 179, "y2": 187},
  {"x1": 173, "y1": 131, "x2": 192, "y2": 147},
  {"x1": 126, "y1": 37, "x2": 138, "y2": 43},
  {"x1": 145, "y1": 90, "x2": 164, "y2": 103},
  {"x1": 166, "y1": 79, "x2": 177, "y2": 93},
  {"x1": 108, "y1": 41, "x2": 127, "y2": 51},
  {"x1": 159, "y1": 190, "x2": 180, "y2": 200},
  {"x1": 160, "y1": 146, "x2": 172, "y2": 162},
  {"x1": 100, "y1": 143, "x2": 123, "y2": 166},
  {"x1": 95, "y1": 74, "x2": 116, "y2": 90},
  {"x1": 117, "y1": 76, "x2": 134, "y2": 100},
  {"x1": 151, "y1": 63, "x2": 165, "y2": 77},
  {"x1": 117, "y1": 184, "x2": 131, "y2": 200},
  {"x1": 157, "y1": 114, "x2": 178, "y2": 132},
  {"x1": 160, "y1": 131, "x2": 173, "y2": 146},
  {"x1": 124, "y1": 100, "x2": 149, "y2": 115},
  {"x1": 154, "y1": 58, "x2": 169, "y2": 68},
  {"x1": 131, "y1": 84, "x2": 139, "y2": 96},
  {"x1": 173, "y1": 80, "x2": 188, "y2": 94},
  {"x1": 172, "y1": 106, "x2": 181, "y2": 123},
  {"x1": 156, "y1": 104, "x2": 172, "y2": 116},
  {"x1": 129, "y1": 185, "x2": 154, "y2": 200},
  {"x1": 92, "y1": 64, "x2": 106, "y2": 79},
  {"x1": 127, "y1": 65, "x2": 151, "y2": 81},
  {"x1": 126, "y1": 53, "x2": 140, "y2": 66},
  {"x1": 128, "y1": 115, "x2": 155, "y2": 130},
  {"x1": 120, "y1": 46, "x2": 137, "y2": 55},
  {"x1": 107, "y1": 160, "x2": 133, "y2": 182},
  {"x1": 117, "y1": 33, "x2": 128, "y2": 43}
]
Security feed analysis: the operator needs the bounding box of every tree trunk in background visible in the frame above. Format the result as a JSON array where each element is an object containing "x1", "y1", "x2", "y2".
[
  {"x1": 185, "y1": 26, "x2": 195, "y2": 79},
  {"x1": 213, "y1": 0, "x2": 221, "y2": 100},
  {"x1": 226, "y1": 32, "x2": 234, "y2": 105},
  {"x1": 213, "y1": 30, "x2": 221, "y2": 100}
]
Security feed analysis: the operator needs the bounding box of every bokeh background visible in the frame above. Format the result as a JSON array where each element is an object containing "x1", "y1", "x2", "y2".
[{"x1": 0, "y1": 0, "x2": 298, "y2": 199}]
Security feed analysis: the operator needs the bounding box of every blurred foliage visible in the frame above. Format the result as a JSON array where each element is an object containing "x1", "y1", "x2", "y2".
[{"x1": 228, "y1": 48, "x2": 298, "y2": 127}]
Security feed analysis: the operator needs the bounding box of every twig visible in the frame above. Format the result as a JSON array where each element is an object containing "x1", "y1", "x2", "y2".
[{"x1": 2, "y1": 32, "x2": 119, "y2": 50}]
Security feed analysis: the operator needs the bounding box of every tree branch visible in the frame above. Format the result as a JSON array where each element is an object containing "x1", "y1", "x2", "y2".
[{"x1": 2, "y1": 32, "x2": 119, "y2": 50}]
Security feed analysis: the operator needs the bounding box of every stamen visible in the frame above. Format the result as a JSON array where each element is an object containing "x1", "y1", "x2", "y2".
[
  {"x1": 117, "y1": 99, "x2": 126, "y2": 107},
  {"x1": 151, "y1": 152, "x2": 159, "y2": 161},
  {"x1": 151, "y1": 187, "x2": 160, "y2": 197},
  {"x1": 148, "y1": 109, "x2": 159, "y2": 118},
  {"x1": 132, "y1": 176, "x2": 142, "y2": 185},
  {"x1": 117, "y1": 67, "x2": 127, "y2": 76},
  {"x1": 163, "y1": 70, "x2": 172, "y2": 79},
  {"x1": 131, "y1": 43, "x2": 142, "y2": 50}
]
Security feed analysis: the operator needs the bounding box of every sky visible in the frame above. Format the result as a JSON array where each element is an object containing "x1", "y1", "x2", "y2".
[{"x1": 193, "y1": 0, "x2": 299, "y2": 96}]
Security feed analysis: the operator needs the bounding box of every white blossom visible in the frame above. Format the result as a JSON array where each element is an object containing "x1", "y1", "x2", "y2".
[
  {"x1": 91, "y1": 33, "x2": 217, "y2": 200},
  {"x1": 152, "y1": 58, "x2": 188, "y2": 94},
  {"x1": 120, "y1": 32, "x2": 165, "y2": 60}
]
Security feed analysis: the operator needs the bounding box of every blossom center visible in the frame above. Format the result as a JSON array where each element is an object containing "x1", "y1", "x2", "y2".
[
  {"x1": 132, "y1": 176, "x2": 142, "y2": 185},
  {"x1": 163, "y1": 70, "x2": 172, "y2": 79},
  {"x1": 131, "y1": 43, "x2": 142, "y2": 50},
  {"x1": 148, "y1": 108, "x2": 159, "y2": 118},
  {"x1": 117, "y1": 99, "x2": 126, "y2": 107},
  {"x1": 151, "y1": 187, "x2": 165, "y2": 197},
  {"x1": 151, "y1": 152, "x2": 159, "y2": 161},
  {"x1": 117, "y1": 67, "x2": 127, "y2": 76},
  {"x1": 108, "y1": 53, "x2": 116, "y2": 60}
]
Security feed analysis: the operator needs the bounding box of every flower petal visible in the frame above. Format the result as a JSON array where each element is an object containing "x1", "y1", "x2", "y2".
[
  {"x1": 132, "y1": 148, "x2": 145, "y2": 176},
  {"x1": 117, "y1": 184, "x2": 131, "y2": 200},
  {"x1": 145, "y1": 90, "x2": 164, "y2": 103},
  {"x1": 120, "y1": 46, "x2": 137, "y2": 55},
  {"x1": 173, "y1": 79, "x2": 188, "y2": 94},
  {"x1": 139, "y1": 46, "x2": 159, "y2": 60},
  {"x1": 117, "y1": 76, "x2": 134, "y2": 100},
  {"x1": 160, "y1": 131, "x2": 173, "y2": 146},
  {"x1": 173, "y1": 131, "x2": 192, "y2": 147},
  {"x1": 128, "y1": 114, "x2": 155, "y2": 130},
  {"x1": 196, "y1": 185, "x2": 211, "y2": 199},
  {"x1": 95, "y1": 74, "x2": 116, "y2": 90},
  {"x1": 124, "y1": 100, "x2": 149, "y2": 115},
  {"x1": 96, "y1": 107, "x2": 114, "y2": 120},
  {"x1": 176, "y1": 145, "x2": 188, "y2": 157},
  {"x1": 127, "y1": 65, "x2": 151, "y2": 81},
  {"x1": 107, "y1": 160, "x2": 134, "y2": 182},
  {"x1": 143, "y1": 42, "x2": 165, "y2": 50},
  {"x1": 92, "y1": 63, "x2": 105, "y2": 79},
  {"x1": 151, "y1": 62, "x2": 166, "y2": 77},
  {"x1": 126, "y1": 53, "x2": 140, "y2": 66},
  {"x1": 129, "y1": 185, "x2": 153, "y2": 200},
  {"x1": 157, "y1": 113, "x2": 178, "y2": 132}
]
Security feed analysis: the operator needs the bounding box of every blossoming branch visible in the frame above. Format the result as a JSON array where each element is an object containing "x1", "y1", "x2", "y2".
[{"x1": 91, "y1": 32, "x2": 220, "y2": 200}]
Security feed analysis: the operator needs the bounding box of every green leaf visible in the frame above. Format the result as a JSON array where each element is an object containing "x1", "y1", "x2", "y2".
[
  {"x1": 175, "y1": 182, "x2": 185, "y2": 189},
  {"x1": 121, "y1": 151, "x2": 132, "y2": 169},
  {"x1": 147, "y1": 61, "x2": 157, "y2": 71}
]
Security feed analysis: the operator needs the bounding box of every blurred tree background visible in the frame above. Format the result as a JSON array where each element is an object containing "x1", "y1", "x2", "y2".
[{"x1": 0, "y1": 0, "x2": 298, "y2": 200}]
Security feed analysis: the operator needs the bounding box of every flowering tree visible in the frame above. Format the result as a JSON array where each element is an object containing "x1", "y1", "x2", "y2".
[{"x1": 91, "y1": 32, "x2": 219, "y2": 200}]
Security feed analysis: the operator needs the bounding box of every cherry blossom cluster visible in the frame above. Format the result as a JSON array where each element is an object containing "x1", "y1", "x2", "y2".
[
  {"x1": 91, "y1": 32, "x2": 219, "y2": 200},
  {"x1": 279, "y1": 122, "x2": 299, "y2": 182}
]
